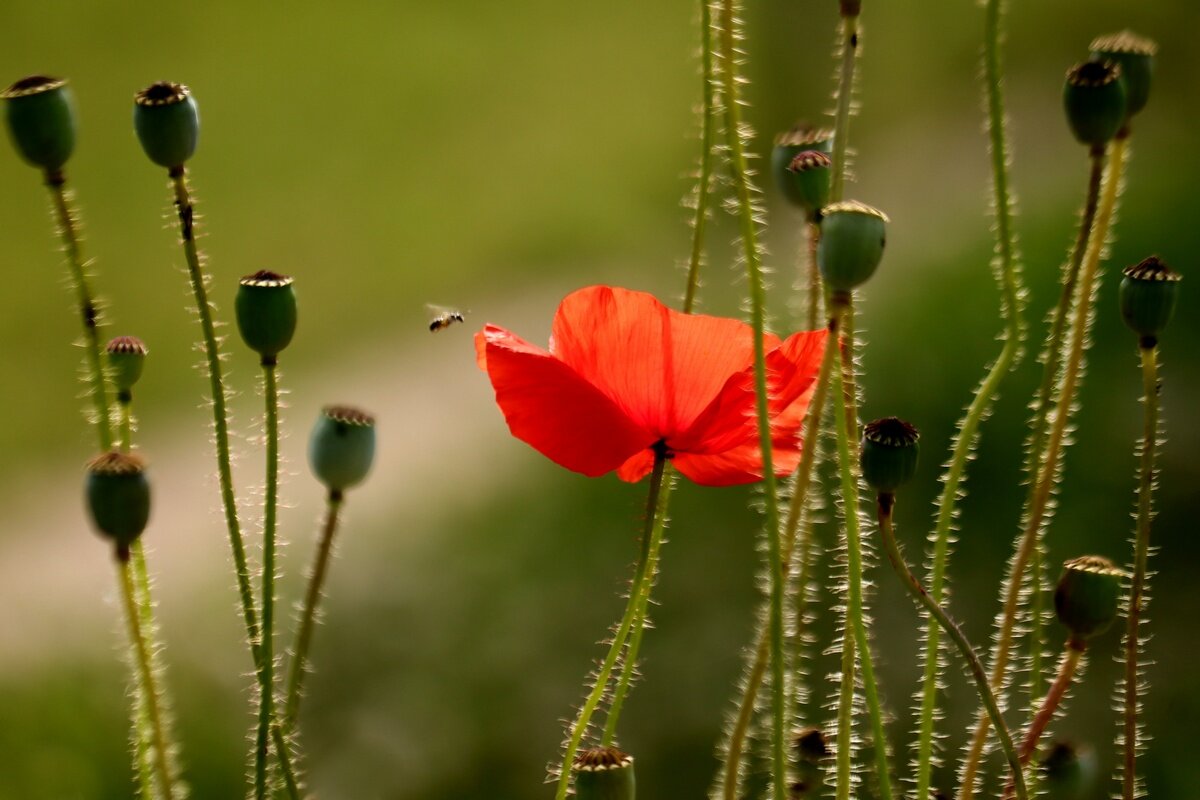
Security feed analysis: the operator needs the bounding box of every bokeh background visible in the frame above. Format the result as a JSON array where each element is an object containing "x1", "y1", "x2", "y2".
[{"x1": 1, "y1": 2, "x2": 1196, "y2": 798}]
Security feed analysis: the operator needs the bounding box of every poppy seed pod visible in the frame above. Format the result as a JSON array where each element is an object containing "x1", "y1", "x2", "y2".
[
  {"x1": 861, "y1": 417, "x2": 920, "y2": 495},
  {"x1": 106, "y1": 336, "x2": 148, "y2": 397},
  {"x1": 817, "y1": 201, "x2": 888, "y2": 292},
  {"x1": 1063, "y1": 60, "x2": 1126, "y2": 148},
  {"x1": 235, "y1": 271, "x2": 297, "y2": 362},
  {"x1": 310, "y1": 406, "x2": 376, "y2": 493},
  {"x1": 785, "y1": 150, "x2": 833, "y2": 220},
  {"x1": 86, "y1": 451, "x2": 151, "y2": 553},
  {"x1": 1054, "y1": 556, "x2": 1124, "y2": 643},
  {"x1": 772, "y1": 123, "x2": 834, "y2": 209},
  {"x1": 1090, "y1": 31, "x2": 1156, "y2": 121},
  {"x1": 2, "y1": 75, "x2": 75, "y2": 172},
  {"x1": 1119, "y1": 256, "x2": 1180, "y2": 339},
  {"x1": 133, "y1": 82, "x2": 199, "y2": 170},
  {"x1": 572, "y1": 746, "x2": 635, "y2": 800}
]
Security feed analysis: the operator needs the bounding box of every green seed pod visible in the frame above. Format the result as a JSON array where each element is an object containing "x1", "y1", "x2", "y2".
[
  {"x1": 784, "y1": 150, "x2": 833, "y2": 221},
  {"x1": 1063, "y1": 60, "x2": 1126, "y2": 148},
  {"x1": 86, "y1": 451, "x2": 151, "y2": 554},
  {"x1": 133, "y1": 81, "x2": 199, "y2": 170},
  {"x1": 106, "y1": 336, "x2": 148, "y2": 396},
  {"x1": 572, "y1": 746, "x2": 635, "y2": 800},
  {"x1": 790, "y1": 728, "x2": 830, "y2": 798},
  {"x1": 1054, "y1": 556, "x2": 1124, "y2": 643},
  {"x1": 1090, "y1": 31, "x2": 1157, "y2": 122},
  {"x1": 817, "y1": 200, "x2": 888, "y2": 293},
  {"x1": 235, "y1": 270, "x2": 297, "y2": 362},
  {"x1": 2, "y1": 75, "x2": 75, "y2": 172},
  {"x1": 772, "y1": 123, "x2": 834, "y2": 209},
  {"x1": 1040, "y1": 741, "x2": 1097, "y2": 800},
  {"x1": 1119, "y1": 256, "x2": 1181, "y2": 339},
  {"x1": 310, "y1": 406, "x2": 376, "y2": 493},
  {"x1": 861, "y1": 417, "x2": 920, "y2": 495}
]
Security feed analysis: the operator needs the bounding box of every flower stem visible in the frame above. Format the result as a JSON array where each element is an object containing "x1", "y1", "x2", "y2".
[
  {"x1": 285, "y1": 490, "x2": 345, "y2": 729},
  {"x1": 829, "y1": 6, "x2": 859, "y2": 203},
  {"x1": 271, "y1": 724, "x2": 302, "y2": 800},
  {"x1": 555, "y1": 453, "x2": 671, "y2": 800},
  {"x1": 254, "y1": 361, "x2": 282, "y2": 800},
  {"x1": 961, "y1": 135, "x2": 1126, "y2": 800},
  {"x1": 1001, "y1": 643, "x2": 1085, "y2": 800},
  {"x1": 1121, "y1": 341, "x2": 1161, "y2": 800},
  {"x1": 805, "y1": 222, "x2": 822, "y2": 331},
  {"x1": 683, "y1": 0, "x2": 719, "y2": 317},
  {"x1": 829, "y1": 294, "x2": 894, "y2": 800},
  {"x1": 168, "y1": 168, "x2": 262, "y2": 674},
  {"x1": 117, "y1": 550, "x2": 177, "y2": 800},
  {"x1": 876, "y1": 494, "x2": 1026, "y2": 800}
]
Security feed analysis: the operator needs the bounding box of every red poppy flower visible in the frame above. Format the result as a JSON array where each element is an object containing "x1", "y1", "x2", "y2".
[{"x1": 475, "y1": 286, "x2": 827, "y2": 487}]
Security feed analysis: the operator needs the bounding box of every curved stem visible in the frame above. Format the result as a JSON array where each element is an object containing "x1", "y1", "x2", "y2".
[
  {"x1": 829, "y1": 10, "x2": 859, "y2": 203},
  {"x1": 1122, "y1": 342, "x2": 1160, "y2": 799},
  {"x1": 253, "y1": 362, "x2": 281, "y2": 800},
  {"x1": 876, "y1": 495, "x2": 1026, "y2": 800},
  {"x1": 555, "y1": 454, "x2": 670, "y2": 800},
  {"x1": 169, "y1": 169, "x2": 261, "y2": 675},
  {"x1": 1001, "y1": 644, "x2": 1084, "y2": 800},
  {"x1": 117, "y1": 553, "x2": 177, "y2": 799},
  {"x1": 285, "y1": 490, "x2": 345, "y2": 729},
  {"x1": 683, "y1": 0, "x2": 718, "y2": 316}
]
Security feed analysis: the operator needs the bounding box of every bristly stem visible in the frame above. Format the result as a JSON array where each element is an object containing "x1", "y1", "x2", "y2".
[
  {"x1": 829, "y1": 294, "x2": 894, "y2": 800},
  {"x1": 284, "y1": 490, "x2": 345, "y2": 730},
  {"x1": 254, "y1": 361, "x2": 282, "y2": 800},
  {"x1": 805, "y1": 222, "x2": 822, "y2": 330},
  {"x1": 1121, "y1": 341, "x2": 1161, "y2": 800},
  {"x1": 272, "y1": 724, "x2": 302, "y2": 800},
  {"x1": 715, "y1": 0, "x2": 787, "y2": 794},
  {"x1": 117, "y1": 551, "x2": 178, "y2": 800},
  {"x1": 555, "y1": 452, "x2": 671, "y2": 800},
  {"x1": 683, "y1": 0, "x2": 719, "y2": 316},
  {"x1": 962, "y1": 135, "x2": 1126, "y2": 800},
  {"x1": 876, "y1": 494, "x2": 1027, "y2": 800},
  {"x1": 829, "y1": 4, "x2": 859, "y2": 202},
  {"x1": 1001, "y1": 643, "x2": 1085, "y2": 800},
  {"x1": 168, "y1": 168, "x2": 262, "y2": 673}
]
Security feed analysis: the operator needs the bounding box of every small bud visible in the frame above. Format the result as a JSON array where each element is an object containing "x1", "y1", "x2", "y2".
[
  {"x1": 784, "y1": 151, "x2": 832, "y2": 220},
  {"x1": 861, "y1": 417, "x2": 920, "y2": 495},
  {"x1": 1090, "y1": 31, "x2": 1157, "y2": 122},
  {"x1": 133, "y1": 82, "x2": 200, "y2": 170},
  {"x1": 2, "y1": 75, "x2": 75, "y2": 172},
  {"x1": 1054, "y1": 556, "x2": 1124, "y2": 643},
  {"x1": 86, "y1": 451, "x2": 151, "y2": 554},
  {"x1": 1063, "y1": 60, "x2": 1126, "y2": 148},
  {"x1": 790, "y1": 728, "x2": 830, "y2": 798},
  {"x1": 572, "y1": 746, "x2": 635, "y2": 800},
  {"x1": 235, "y1": 270, "x2": 297, "y2": 362},
  {"x1": 309, "y1": 406, "x2": 376, "y2": 493},
  {"x1": 1119, "y1": 256, "x2": 1180, "y2": 339},
  {"x1": 1040, "y1": 741, "x2": 1097, "y2": 800},
  {"x1": 817, "y1": 200, "x2": 888, "y2": 293},
  {"x1": 106, "y1": 336, "x2": 148, "y2": 396},
  {"x1": 772, "y1": 123, "x2": 834, "y2": 210}
]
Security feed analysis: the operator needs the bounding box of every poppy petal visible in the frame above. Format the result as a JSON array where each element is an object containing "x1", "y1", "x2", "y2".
[
  {"x1": 767, "y1": 329, "x2": 828, "y2": 433},
  {"x1": 615, "y1": 449, "x2": 656, "y2": 483},
  {"x1": 477, "y1": 325, "x2": 656, "y2": 477},
  {"x1": 673, "y1": 435, "x2": 803, "y2": 487}
]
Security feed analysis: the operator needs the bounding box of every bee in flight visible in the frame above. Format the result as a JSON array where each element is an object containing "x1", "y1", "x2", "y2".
[{"x1": 427, "y1": 304, "x2": 466, "y2": 332}]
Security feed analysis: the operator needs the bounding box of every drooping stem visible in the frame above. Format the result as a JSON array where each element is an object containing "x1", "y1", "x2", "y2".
[
  {"x1": 284, "y1": 490, "x2": 345, "y2": 729},
  {"x1": 1121, "y1": 341, "x2": 1161, "y2": 800},
  {"x1": 168, "y1": 168, "x2": 262, "y2": 673},
  {"x1": 715, "y1": 0, "x2": 787, "y2": 794},
  {"x1": 683, "y1": 0, "x2": 719, "y2": 316},
  {"x1": 253, "y1": 362, "x2": 282, "y2": 800},
  {"x1": 1001, "y1": 643, "x2": 1085, "y2": 800},
  {"x1": 876, "y1": 495, "x2": 1026, "y2": 800},
  {"x1": 829, "y1": 5, "x2": 859, "y2": 202},
  {"x1": 117, "y1": 551, "x2": 177, "y2": 800},
  {"x1": 962, "y1": 135, "x2": 1126, "y2": 800},
  {"x1": 555, "y1": 452, "x2": 671, "y2": 800},
  {"x1": 829, "y1": 295, "x2": 894, "y2": 800}
]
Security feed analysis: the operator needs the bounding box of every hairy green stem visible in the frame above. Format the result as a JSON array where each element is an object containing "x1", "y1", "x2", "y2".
[
  {"x1": 271, "y1": 724, "x2": 302, "y2": 800},
  {"x1": 1121, "y1": 342, "x2": 1160, "y2": 800},
  {"x1": 805, "y1": 222, "x2": 822, "y2": 331},
  {"x1": 254, "y1": 363, "x2": 281, "y2": 800},
  {"x1": 829, "y1": 10, "x2": 859, "y2": 202},
  {"x1": 876, "y1": 495, "x2": 1026, "y2": 800},
  {"x1": 684, "y1": 0, "x2": 718, "y2": 316},
  {"x1": 1002, "y1": 643, "x2": 1084, "y2": 800},
  {"x1": 555, "y1": 453, "x2": 671, "y2": 800}
]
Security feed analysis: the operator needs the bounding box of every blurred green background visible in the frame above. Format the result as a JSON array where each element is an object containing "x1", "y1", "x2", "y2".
[{"x1": 1, "y1": 1, "x2": 1196, "y2": 798}]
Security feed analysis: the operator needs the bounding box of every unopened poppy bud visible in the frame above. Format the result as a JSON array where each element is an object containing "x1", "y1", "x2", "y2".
[
  {"x1": 1054, "y1": 556, "x2": 1124, "y2": 643},
  {"x1": 1090, "y1": 31, "x2": 1156, "y2": 122},
  {"x1": 1119, "y1": 256, "x2": 1180, "y2": 339},
  {"x1": 106, "y1": 336, "x2": 148, "y2": 397},
  {"x1": 790, "y1": 728, "x2": 830, "y2": 798},
  {"x1": 785, "y1": 151, "x2": 832, "y2": 220},
  {"x1": 1040, "y1": 741, "x2": 1097, "y2": 800},
  {"x1": 861, "y1": 417, "x2": 920, "y2": 495},
  {"x1": 2, "y1": 75, "x2": 75, "y2": 172},
  {"x1": 572, "y1": 746, "x2": 635, "y2": 800},
  {"x1": 86, "y1": 451, "x2": 151, "y2": 556},
  {"x1": 1063, "y1": 60, "x2": 1126, "y2": 148},
  {"x1": 133, "y1": 82, "x2": 199, "y2": 170},
  {"x1": 772, "y1": 123, "x2": 834, "y2": 209},
  {"x1": 235, "y1": 271, "x2": 297, "y2": 363},
  {"x1": 310, "y1": 406, "x2": 376, "y2": 493},
  {"x1": 817, "y1": 201, "x2": 888, "y2": 293}
]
